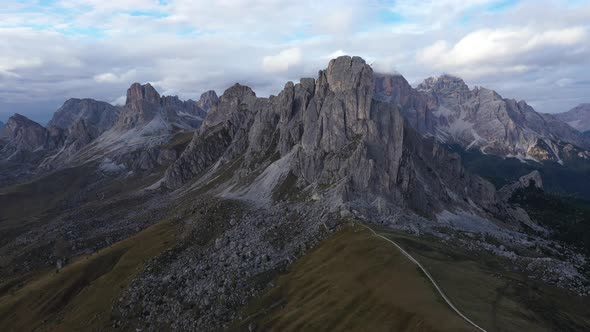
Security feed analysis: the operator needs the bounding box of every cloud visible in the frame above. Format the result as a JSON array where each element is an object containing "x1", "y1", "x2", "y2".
[
  {"x1": 417, "y1": 27, "x2": 589, "y2": 78},
  {"x1": 94, "y1": 70, "x2": 137, "y2": 83},
  {"x1": 111, "y1": 95, "x2": 127, "y2": 106},
  {"x1": 1, "y1": 0, "x2": 590, "y2": 123},
  {"x1": 262, "y1": 48, "x2": 303, "y2": 73}
]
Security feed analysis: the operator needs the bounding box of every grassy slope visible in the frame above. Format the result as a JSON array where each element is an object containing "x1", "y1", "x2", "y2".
[
  {"x1": 233, "y1": 225, "x2": 475, "y2": 332},
  {"x1": 375, "y1": 226, "x2": 590, "y2": 332},
  {"x1": 0, "y1": 165, "x2": 95, "y2": 225},
  {"x1": 0, "y1": 219, "x2": 176, "y2": 332}
]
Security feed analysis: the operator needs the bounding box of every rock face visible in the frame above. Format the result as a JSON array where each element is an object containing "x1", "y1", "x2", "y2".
[
  {"x1": 375, "y1": 74, "x2": 590, "y2": 163},
  {"x1": 114, "y1": 83, "x2": 208, "y2": 133},
  {"x1": 164, "y1": 56, "x2": 498, "y2": 218},
  {"x1": 555, "y1": 103, "x2": 590, "y2": 132},
  {"x1": 196, "y1": 90, "x2": 219, "y2": 111},
  {"x1": 48, "y1": 98, "x2": 120, "y2": 132},
  {"x1": 2, "y1": 114, "x2": 48, "y2": 151},
  {"x1": 1, "y1": 83, "x2": 213, "y2": 175},
  {"x1": 498, "y1": 170, "x2": 543, "y2": 201},
  {"x1": 38, "y1": 99, "x2": 121, "y2": 168},
  {"x1": 64, "y1": 83, "x2": 214, "y2": 172},
  {"x1": 0, "y1": 114, "x2": 54, "y2": 159}
]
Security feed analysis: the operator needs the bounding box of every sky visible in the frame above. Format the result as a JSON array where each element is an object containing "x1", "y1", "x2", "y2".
[{"x1": 1, "y1": 0, "x2": 589, "y2": 124}]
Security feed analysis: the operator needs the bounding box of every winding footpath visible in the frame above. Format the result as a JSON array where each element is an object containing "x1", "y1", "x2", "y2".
[{"x1": 360, "y1": 224, "x2": 489, "y2": 332}]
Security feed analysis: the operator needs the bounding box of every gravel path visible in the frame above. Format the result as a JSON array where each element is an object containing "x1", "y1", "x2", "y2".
[{"x1": 361, "y1": 223, "x2": 488, "y2": 332}]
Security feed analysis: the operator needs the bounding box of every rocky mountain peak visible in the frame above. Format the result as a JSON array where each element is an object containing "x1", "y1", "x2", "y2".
[
  {"x1": 48, "y1": 98, "x2": 120, "y2": 131},
  {"x1": 373, "y1": 73, "x2": 412, "y2": 97},
  {"x1": 322, "y1": 56, "x2": 373, "y2": 94},
  {"x1": 1, "y1": 113, "x2": 48, "y2": 152},
  {"x1": 126, "y1": 82, "x2": 161, "y2": 105},
  {"x1": 417, "y1": 74, "x2": 469, "y2": 94},
  {"x1": 197, "y1": 90, "x2": 219, "y2": 111},
  {"x1": 555, "y1": 103, "x2": 590, "y2": 132},
  {"x1": 163, "y1": 55, "x2": 498, "y2": 219},
  {"x1": 5, "y1": 113, "x2": 45, "y2": 136}
]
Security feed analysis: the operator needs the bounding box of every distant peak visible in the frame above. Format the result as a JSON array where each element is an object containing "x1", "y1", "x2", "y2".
[
  {"x1": 6, "y1": 113, "x2": 44, "y2": 130},
  {"x1": 198, "y1": 90, "x2": 219, "y2": 111},
  {"x1": 417, "y1": 74, "x2": 468, "y2": 92},
  {"x1": 126, "y1": 82, "x2": 161, "y2": 105},
  {"x1": 10, "y1": 113, "x2": 36, "y2": 123},
  {"x1": 222, "y1": 83, "x2": 256, "y2": 99}
]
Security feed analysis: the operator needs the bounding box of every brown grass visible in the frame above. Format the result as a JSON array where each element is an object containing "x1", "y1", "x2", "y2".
[
  {"x1": 232, "y1": 225, "x2": 475, "y2": 332},
  {"x1": 0, "y1": 219, "x2": 177, "y2": 332}
]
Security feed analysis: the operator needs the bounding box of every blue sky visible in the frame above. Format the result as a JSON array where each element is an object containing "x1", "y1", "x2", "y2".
[{"x1": 1, "y1": 0, "x2": 589, "y2": 123}]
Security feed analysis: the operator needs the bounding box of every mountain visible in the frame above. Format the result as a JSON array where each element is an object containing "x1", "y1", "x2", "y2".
[
  {"x1": 0, "y1": 121, "x2": 4, "y2": 133},
  {"x1": 1, "y1": 56, "x2": 589, "y2": 332},
  {"x1": 163, "y1": 56, "x2": 505, "y2": 221},
  {"x1": 196, "y1": 90, "x2": 219, "y2": 111},
  {"x1": 47, "y1": 98, "x2": 120, "y2": 131},
  {"x1": 555, "y1": 103, "x2": 590, "y2": 132},
  {"x1": 375, "y1": 74, "x2": 590, "y2": 163},
  {"x1": 0, "y1": 85, "x2": 217, "y2": 183},
  {"x1": 62, "y1": 83, "x2": 216, "y2": 172},
  {"x1": 0, "y1": 113, "x2": 53, "y2": 158}
]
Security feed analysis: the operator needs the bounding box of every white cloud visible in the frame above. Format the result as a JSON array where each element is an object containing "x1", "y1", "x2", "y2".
[
  {"x1": 111, "y1": 95, "x2": 127, "y2": 105},
  {"x1": 322, "y1": 50, "x2": 346, "y2": 60},
  {"x1": 556, "y1": 78, "x2": 574, "y2": 88},
  {"x1": 417, "y1": 27, "x2": 589, "y2": 78},
  {"x1": 2, "y1": 0, "x2": 590, "y2": 123},
  {"x1": 94, "y1": 70, "x2": 136, "y2": 83},
  {"x1": 262, "y1": 48, "x2": 303, "y2": 73}
]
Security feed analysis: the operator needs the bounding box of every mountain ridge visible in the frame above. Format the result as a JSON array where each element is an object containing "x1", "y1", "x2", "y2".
[
  {"x1": 375, "y1": 73, "x2": 590, "y2": 163},
  {"x1": 555, "y1": 103, "x2": 590, "y2": 132}
]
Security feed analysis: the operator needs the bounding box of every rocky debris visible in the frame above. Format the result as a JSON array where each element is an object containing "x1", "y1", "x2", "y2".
[
  {"x1": 367, "y1": 207, "x2": 588, "y2": 295},
  {"x1": 115, "y1": 198, "x2": 330, "y2": 331},
  {"x1": 555, "y1": 103, "x2": 590, "y2": 132}
]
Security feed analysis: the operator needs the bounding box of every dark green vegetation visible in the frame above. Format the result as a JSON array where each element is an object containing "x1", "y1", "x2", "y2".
[
  {"x1": 0, "y1": 219, "x2": 176, "y2": 332},
  {"x1": 448, "y1": 144, "x2": 590, "y2": 200},
  {"x1": 374, "y1": 226, "x2": 590, "y2": 332},
  {"x1": 233, "y1": 225, "x2": 475, "y2": 332},
  {"x1": 510, "y1": 184, "x2": 590, "y2": 256}
]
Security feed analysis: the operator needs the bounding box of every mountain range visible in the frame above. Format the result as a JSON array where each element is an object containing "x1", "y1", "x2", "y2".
[
  {"x1": 556, "y1": 103, "x2": 590, "y2": 134},
  {"x1": 1, "y1": 56, "x2": 590, "y2": 331}
]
